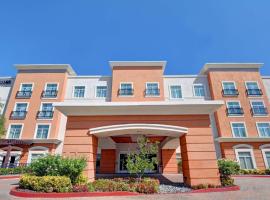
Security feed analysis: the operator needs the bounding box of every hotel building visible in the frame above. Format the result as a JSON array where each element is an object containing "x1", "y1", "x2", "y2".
[{"x1": 0, "y1": 61, "x2": 270, "y2": 186}]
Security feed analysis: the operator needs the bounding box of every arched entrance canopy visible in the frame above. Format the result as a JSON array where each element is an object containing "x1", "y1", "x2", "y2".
[{"x1": 89, "y1": 123, "x2": 188, "y2": 138}]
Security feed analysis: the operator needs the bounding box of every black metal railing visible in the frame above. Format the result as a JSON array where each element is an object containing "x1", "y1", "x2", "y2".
[
  {"x1": 41, "y1": 90, "x2": 58, "y2": 98},
  {"x1": 1, "y1": 163, "x2": 28, "y2": 168},
  {"x1": 222, "y1": 89, "x2": 239, "y2": 96},
  {"x1": 246, "y1": 89, "x2": 263, "y2": 96},
  {"x1": 37, "y1": 111, "x2": 54, "y2": 119},
  {"x1": 226, "y1": 108, "x2": 244, "y2": 116},
  {"x1": 10, "y1": 111, "x2": 27, "y2": 120},
  {"x1": 118, "y1": 89, "x2": 134, "y2": 96},
  {"x1": 145, "y1": 89, "x2": 160, "y2": 96},
  {"x1": 16, "y1": 91, "x2": 32, "y2": 98},
  {"x1": 251, "y1": 107, "x2": 268, "y2": 116}
]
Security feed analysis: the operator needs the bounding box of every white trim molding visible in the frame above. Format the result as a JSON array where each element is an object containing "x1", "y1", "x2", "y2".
[{"x1": 234, "y1": 144, "x2": 257, "y2": 169}]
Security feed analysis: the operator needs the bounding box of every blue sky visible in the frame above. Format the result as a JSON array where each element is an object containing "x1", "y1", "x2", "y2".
[{"x1": 0, "y1": 0, "x2": 270, "y2": 76}]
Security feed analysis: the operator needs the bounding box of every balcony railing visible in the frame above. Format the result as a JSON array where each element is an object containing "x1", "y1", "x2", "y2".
[
  {"x1": 226, "y1": 108, "x2": 244, "y2": 116},
  {"x1": 41, "y1": 90, "x2": 58, "y2": 98},
  {"x1": 246, "y1": 89, "x2": 263, "y2": 96},
  {"x1": 10, "y1": 111, "x2": 27, "y2": 120},
  {"x1": 222, "y1": 89, "x2": 239, "y2": 96},
  {"x1": 145, "y1": 89, "x2": 160, "y2": 96},
  {"x1": 118, "y1": 89, "x2": 134, "y2": 96},
  {"x1": 251, "y1": 107, "x2": 268, "y2": 116},
  {"x1": 37, "y1": 111, "x2": 54, "y2": 119},
  {"x1": 16, "y1": 91, "x2": 32, "y2": 99}
]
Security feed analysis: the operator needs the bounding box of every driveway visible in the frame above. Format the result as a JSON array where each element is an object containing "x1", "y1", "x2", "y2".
[{"x1": 1, "y1": 177, "x2": 270, "y2": 200}]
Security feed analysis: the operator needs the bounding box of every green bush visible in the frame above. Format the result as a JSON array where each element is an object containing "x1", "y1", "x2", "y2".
[
  {"x1": 218, "y1": 159, "x2": 240, "y2": 186},
  {"x1": 19, "y1": 175, "x2": 72, "y2": 193},
  {"x1": 74, "y1": 173, "x2": 88, "y2": 185},
  {"x1": 92, "y1": 178, "x2": 159, "y2": 193},
  {"x1": 192, "y1": 184, "x2": 217, "y2": 190},
  {"x1": 29, "y1": 155, "x2": 87, "y2": 184},
  {"x1": 265, "y1": 168, "x2": 270, "y2": 175},
  {"x1": 0, "y1": 166, "x2": 30, "y2": 175},
  {"x1": 239, "y1": 169, "x2": 270, "y2": 175}
]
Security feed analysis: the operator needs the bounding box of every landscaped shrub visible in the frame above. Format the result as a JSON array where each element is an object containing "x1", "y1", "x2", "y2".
[
  {"x1": 218, "y1": 159, "x2": 240, "y2": 186},
  {"x1": 72, "y1": 184, "x2": 89, "y2": 192},
  {"x1": 134, "y1": 178, "x2": 159, "y2": 194},
  {"x1": 0, "y1": 166, "x2": 30, "y2": 175},
  {"x1": 191, "y1": 184, "x2": 217, "y2": 190},
  {"x1": 19, "y1": 175, "x2": 72, "y2": 193},
  {"x1": 265, "y1": 168, "x2": 270, "y2": 175},
  {"x1": 239, "y1": 169, "x2": 270, "y2": 175},
  {"x1": 74, "y1": 173, "x2": 88, "y2": 185},
  {"x1": 29, "y1": 155, "x2": 87, "y2": 184}
]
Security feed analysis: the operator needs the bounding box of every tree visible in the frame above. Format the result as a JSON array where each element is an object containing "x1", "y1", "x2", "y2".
[
  {"x1": 126, "y1": 136, "x2": 159, "y2": 180},
  {"x1": 0, "y1": 103, "x2": 6, "y2": 138}
]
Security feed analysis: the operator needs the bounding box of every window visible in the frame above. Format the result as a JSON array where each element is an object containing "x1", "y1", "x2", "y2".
[
  {"x1": 145, "y1": 83, "x2": 160, "y2": 96},
  {"x1": 16, "y1": 83, "x2": 33, "y2": 98},
  {"x1": 251, "y1": 101, "x2": 267, "y2": 116},
  {"x1": 231, "y1": 123, "x2": 247, "y2": 137},
  {"x1": 246, "y1": 82, "x2": 262, "y2": 96},
  {"x1": 35, "y1": 124, "x2": 50, "y2": 139},
  {"x1": 119, "y1": 83, "x2": 133, "y2": 96},
  {"x1": 73, "y1": 86, "x2": 85, "y2": 98},
  {"x1": 226, "y1": 101, "x2": 243, "y2": 116},
  {"x1": 30, "y1": 153, "x2": 45, "y2": 163},
  {"x1": 96, "y1": 86, "x2": 107, "y2": 98},
  {"x1": 21, "y1": 83, "x2": 33, "y2": 92},
  {"x1": 42, "y1": 83, "x2": 58, "y2": 98},
  {"x1": 11, "y1": 103, "x2": 28, "y2": 119},
  {"x1": 237, "y1": 151, "x2": 255, "y2": 169},
  {"x1": 37, "y1": 103, "x2": 53, "y2": 119},
  {"x1": 8, "y1": 124, "x2": 22, "y2": 139},
  {"x1": 257, "y1": 123, "x2": 270, "y2": 137},
  {"x1": 262, "y1": 149, "x2": 270, "y2": 169},
  {"x1": 193, "y1": 84, "x2": 205, "y2": 97},
  {"x1": 222, "y1": 82, "x2": 238, "y2": 96},
  {"x1": 170, "y1": 85, "x2": 182, "y2": 99}
]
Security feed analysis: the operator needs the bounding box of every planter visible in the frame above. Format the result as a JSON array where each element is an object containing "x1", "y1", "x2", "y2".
[{"x1": 0, "y1": 175, "x2": 21, "y2": 180}]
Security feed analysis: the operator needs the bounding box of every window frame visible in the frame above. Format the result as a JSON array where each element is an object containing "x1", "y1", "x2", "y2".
[
  {"x1": 34, "y1": 123, "x2": 51, "y2": 139},
  {"x1": 19, "y1": 82, "x2": 34, "y2": 92},
  {"x1": 13, "y1": 102, "x2": 29, "y2": 112},
  {"x1": 37, "y1": 102, "x2": 54, "y2": 121},
  {"x1": 169, "y1": 84, "x2": 183, "y2": 100},
  {"x1": 27, "y1": 146, "x2": 49, "y2": 164},
  {"x1": 222, "y1": 81, "x2": 237, "y2": 90},
  {"x1": 119, "y1": 82, "x2": 134, "y2": 97},
  {"x1": 226, "y1": 100, "x2": 244, "y2": 117},
  {"x1": 256, "y1": 122, "x2": 270, "y2": 137},
  {"x1": 250, "y1": 100, "x2": 267, "y2": 116},
  {"x1": 72, "y1": 85, "x2": 86, "y2": 98},
  {"x1": 193, "y1": 84, "x2": 206, "y2": 97},
  {"x1": 260, "y1": 145, "x2": 270, "y2": 169},
  {"x1": 234, "y1": 147, "x2": 257, "y2": 169},
  {"x1": 145, "y1": 82, "x2": 160, "y2": 97},
  {"x1": 6, "y1": 123, "x2": 24, "y2": 139},
  {"x1": 245, "y1": 81, "x2": 262, "y2": 97},
  {"x1": 95, "y1": 85, "x2": 108, "y2": 98},
  {"x1": 230, "y1": 122, "x2": 248, "y2": 138},
  {"x1": 42, "y1": 82, "x2": 59, "y2": 99}
]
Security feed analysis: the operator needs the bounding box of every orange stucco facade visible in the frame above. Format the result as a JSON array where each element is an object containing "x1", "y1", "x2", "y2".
[{"x1": 1, "y1": 62, "x2": 270, "y2": 187}]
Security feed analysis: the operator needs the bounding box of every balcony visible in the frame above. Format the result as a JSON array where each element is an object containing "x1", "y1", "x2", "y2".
[
  {"x1": 246, "y1": 89, "x2": 263, "y2": 96},
  {"x1": 145, "y1": 89, "x2": 160, "y2": 97},
  {"x1": 118, "y1": 89, "x2": 134, "y2": 96},
  {"x1": 226, "y1": 108, "x2": 244, "y2": 116},
  {"x1": 10, "y1": 111, "x2": 27, "y2": 120},
  {"x1": 41, "y1": 90, "x2": 58, "y2": 98},
  {"x1": 37, "y1": 111, "x2": 54, "y2": 119},
  {"x1": 16, "y1": 91, "x2": 32, "y2": 99},
  {"x1": 251, "y1": 107, "x2": 268, "y2": 116},
  {"x1": 222, "y1": 89, "x2": 239, "y2": 97}
]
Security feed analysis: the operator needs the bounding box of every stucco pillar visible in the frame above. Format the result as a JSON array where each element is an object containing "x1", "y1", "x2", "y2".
[
  {"x1": 85, "y1": 135, "x2": 98, "y2": 181},
  {"x1": 161, "y1": 149, "x2": 178, "y2": 174},
  {"x1": 180, "y1": 127, "x2": 221, "y2": 186}
]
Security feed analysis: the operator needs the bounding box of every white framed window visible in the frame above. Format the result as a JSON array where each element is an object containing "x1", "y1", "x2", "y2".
[
  {"x1": 193, "y1": 84, "x2": 205, "y2": 97},
  {"x1": 119, "y1": 82, "x2": 133, "y2": 96},
  {"x1": 45, "y1": 83, "x2": 58, "y2": 91},
  {"x1": 222, "y1": 81, "x2": 238, "y2": 96},
  {"x1": 7, "y1": 124, "x2": 23, "y2": 139},
  {"x1": 170, "y1": 85, "x2": 182, "y2": 99},
  {"x1": 260, "y1": 145, "x2": 270, "y2": 169},
  {"x1": 73, "y1": 86, "x2": 86, "y2": 98},
  {"x1": 34, "y1": 124, "x2": 51, "y2": 139},
  {"x1": 145, "y1": 82, "x2": 160, "y2": 96},
  {"x1": 14, "y1": 102, "x2": 28, "y2": 112},
  {"x1": 226, "y1": 101, "x2": 243, "y2": 116},
  {"x1": 235, "y1": 147, "x2": 256, "y2": 169},
  {"x1": 245, "y1": 81, "x2": 260, "y2": 90},
  {"x1": 41, "y1": 103, "x2": 53, "y2": 112},
  {"x1": 96, "y1": 86, "x2": 107, "y2": 98},
  {"x1": 20, "y1": 83, "x2": 33, "y2": 92},
  {"x1": 256, "y1": 122, "x2": 270, "y2": 137},
  {"x1": 250, "y1": 100, "x2": 267, "y2": 116},
  {"x1": 27, "y1": 146, "x2": 49, "y2": 163},
  {"x1": 231, "y1": 122, "x2": 247, "y2": 138}
]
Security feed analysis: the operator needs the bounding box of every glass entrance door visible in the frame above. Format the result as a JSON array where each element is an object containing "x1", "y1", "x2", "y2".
[{"x1": 119, "y1": 153, "x2": 128, "y2": 173}]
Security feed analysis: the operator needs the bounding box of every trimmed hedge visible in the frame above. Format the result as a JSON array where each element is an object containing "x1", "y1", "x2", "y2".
[
  {"x1": 29, "y1": 155, "x2": 87, "y2": 184},
  {"x1": 239, "y1": 169, "x2": 270, "y2": 175},
  {"x1": 218, "y1": 159, "x2": 240, "y2": 186},
  {"x1": 0, "y1": 166, "x2": 30, "y2": 175},
  {"x1": 19, "y1": 175, "x2": 72, "y2": 193}
]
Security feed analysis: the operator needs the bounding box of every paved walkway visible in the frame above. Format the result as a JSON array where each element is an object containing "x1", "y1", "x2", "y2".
[{"x1": 1, "y1": 177, "x2": 270, "y2": 200}]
